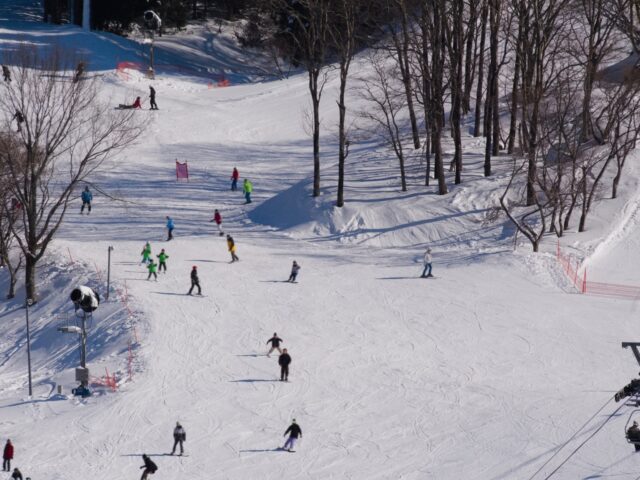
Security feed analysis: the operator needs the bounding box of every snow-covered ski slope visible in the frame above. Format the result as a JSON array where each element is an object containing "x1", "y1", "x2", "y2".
[{"x1": 2, "y1": 10, "x2": 640, "y2": 480}]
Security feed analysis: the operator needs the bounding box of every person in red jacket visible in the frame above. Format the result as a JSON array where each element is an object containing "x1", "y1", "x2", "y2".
[
  {"x1": 211, "y1": 209, "x2": 224, "y2": 236},
  {"x1": 231, "y1": 167, "x2": 239, "y2": 191},
  {"x1": 3, "y1": 439, "x2": 13, "y2": 471},
  {"x1": 118, "y1": 97, "x2": 142, "y2": 110}
]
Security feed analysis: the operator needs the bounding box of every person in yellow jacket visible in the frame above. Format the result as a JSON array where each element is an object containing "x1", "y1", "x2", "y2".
[
  {"x1": 243, "y1": 179, "x2": 253, "y2": 204},
  {"x1": 226, "y1": 234, "x2": 239, "y2": 262}
]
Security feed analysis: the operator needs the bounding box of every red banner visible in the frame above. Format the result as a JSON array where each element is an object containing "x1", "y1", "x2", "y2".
[{"x1": 176, "y1": 160, "x2": 189, "y2": 181}]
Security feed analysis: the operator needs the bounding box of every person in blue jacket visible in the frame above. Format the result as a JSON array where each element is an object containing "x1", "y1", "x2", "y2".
[
  {"x1": 166, "y1": 216, "x2": 175, "y2": 241},
  {"x1": 81, "y1": 186, "x2": 93, "y2": 214}
]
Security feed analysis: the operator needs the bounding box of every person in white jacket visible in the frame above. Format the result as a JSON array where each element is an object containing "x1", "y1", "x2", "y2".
[{"x1": 421, "y1": 248, "x2": 433, "y2": 278}]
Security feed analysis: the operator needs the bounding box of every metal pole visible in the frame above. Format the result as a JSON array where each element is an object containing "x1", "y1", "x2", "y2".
[
  {"x1": 25, "y1": 298, "x2": 33, "y2": 397},
  {"x1": 81, "y1": 312, "x2": 87, "y2": 370},
  {"x1": 106, "y1": 246, "x2": 113, "y2": 300}
]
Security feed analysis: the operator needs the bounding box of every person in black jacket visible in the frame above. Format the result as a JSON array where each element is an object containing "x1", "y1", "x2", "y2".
[
  {"x1": 282, "y1": 419, "x2": 302, "y2": 452},
  {"x1": 267, "y1": 333, "x2": 283, "y2": 357},
  {"x1": 171, "y1": 422, "x2": 186, "y2": 455},
  {"x1": 278, "y1": 348, "x2": 291, "y2": 381},
  {"x1": 11, "y1": 468, "x2": 23, "y2": 480},
  {"x1": 140, "y1": 454, "x2": 157, "y2": 480},
  {"x1": 149, "y1": 86, "x2": 158, "y2": 110},
  {"x1": 2, "y1": 65, "x2": 10, "y2": 82},
  {"x1": 187, "y1": 266, "x2": 201, "y2": 295}
]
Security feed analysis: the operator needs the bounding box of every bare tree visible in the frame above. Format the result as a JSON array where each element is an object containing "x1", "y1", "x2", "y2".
[
  {"x1": 0, "y1": 47, "x2": 144, "y2": 301},
  {"x1": 357, "y1": 52, "x2": 409, "y2": 191},
  {"x1": 273, "y1": 0, "x2": 331, "y2": 197},
  {"x1": 0, "y1": 147, "x2": 23, "y2": 299}
]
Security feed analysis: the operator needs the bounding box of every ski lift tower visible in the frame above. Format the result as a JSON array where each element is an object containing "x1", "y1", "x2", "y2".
[{"x1": 143, "y1": 10, "x2": 162, "y2": 79}]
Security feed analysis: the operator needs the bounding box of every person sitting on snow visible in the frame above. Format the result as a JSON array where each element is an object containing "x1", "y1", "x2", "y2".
[{"x1": 118, "y1": 97, "x2": 142, "y2": 110}]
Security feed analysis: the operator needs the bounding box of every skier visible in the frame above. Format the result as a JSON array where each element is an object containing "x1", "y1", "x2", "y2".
[
  {"x1": 287, "y1": 261, "x2": 300, "y2": 283},
  {"x1": 147, "y1": 259, "x2": 158, "y2": 281},
  {"x1": 171, "y1": 422, "x2": 186, "y2": 455},
  {"x1": 166, "y1": 216, "x2": 175, "y2": 241},
  {"x1": 2, "y1": 439, "x2": 13, "y2": 471},
  {"x1": 80, "y1": 186, "x2": 93, "y2": 214},
  {"x1": 628, "y1": 421, "x2": 640, "y2": 451},
  {"x1": 243, "y1": 178, "x2": 253, "y2": 204},
  {"x1": 141, "y1": 242, "x2": 152, "y2": 264},
  {"x1": 421, "y1": 248, "x2": 433, "y2": 278},
  {"x1": 615, "y1": 376, "x2": 640, "y2": 402},
  {"x1": 157, "y1": 249, "x2": 169, "y2": 273},
  {"x1": 13, "y1": 110, "x2": 24, "y2": 133},
  {"x1": 2, "y1": 65, "x2": 10, "y2": 82},
  {"x1": 211, "y1": 209, "x2": 223, "y2": 236},
  {"x1": 231, "y1": 167, "x2": 239, "y2": 191},
  {"x1": 278, "y1": 348, "x2": 291, "y2": 382},
  {"x1": 149, "y1": 86, "x2": 158, "y2": 110},
  {"x1": 282, "y1": 419, "x2": 302, "y2": 452},
  {"x1": 118, "y1": 97, "x2": 142, "y2": 109},
  {"x1": 10, "y1": 467, "x2": 22, "y2": 480},
  {"x1": 188, "y1": 266, "x2": 202, "y2": 295},
  {"x1": 73, "y1": 61, "x2": 85, "y2": 83},
  {"x1": 266, "y1": 333, "x2": 283, "y2": 357},
  {"x1": 226, "y1": 234, "x2": 239, "y2": 262},
  {"x1": 139, "y1": 454, "x2": 157, "y2": 480}
]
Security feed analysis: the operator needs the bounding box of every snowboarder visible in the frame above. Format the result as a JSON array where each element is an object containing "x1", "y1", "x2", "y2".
[
  {"x1": 266, "y1": 333, "x2": 283, "y2": 357},
  {"x1": 166, "y1": 216, "x2": 175, "y2": 241},
  {"x1": 118, "y1": 97, "x2": 142, "y2": 110},
  {"x1": 73, "y1": 61, "x2": 85, "y2": 83},
  {"x1": 628, "y1": 422, "x2": 640, "y2": 451},
  {"x1": 13, "y1": 110, "x2": 24, "y2": 133},
  {"x1": 231, "y1": 167, "x2": 239, "y2": 191},
  {"x1": 141, "y1": 242, "x2": 152, "y2": 265},
  {"x1": 421, "y1": 248, "x2": 433, "y2": 278},
  {"x1": 211, "y1": 209, "x2": 223, "y2": 236},
  {"x1": 282, "y1": 419, "x2": 302, "y2": 452},
  {"x1": 10, "y1": 467, "x2": 22, "y2": 480},
  {"x1": 279, "y1": 348, "x2": 291, "y2": 381},
  {"x1": 171, "y1": 422, "x2": 186, "y2": 455},
  {"x1": 243, "y1": 178, "x2": 253, "y2": 204},
  {"x1": 287, "y1": 261, "x2": 300, "y2": 283},
  {"x1": 157, "y1": 249, "x2": 169, "y2": 273},
  {"x1": 147, "y1": 259, "x2": 158, "y2": 281},
  {"x1": 226, "y1": 234, "x2": 239, "y2": 262},
  {"x1": 149, "y1": 86, "x2": 158, "y2": 110},
  {"x1": 2, "y1": 65, "x2": 10, "y2": 82},
  {"x1": 2, "y1": 439, "x2": 13, "y2": 471},
  {"x1": 188, "y1": 266, "x2": 201, "y2": 295},
  {"x1": 80, "y1": 186, "x2": 93, "y2": 214},
  {"x1": 139, "y1": 454, "x2": 157, "y2": 480}
]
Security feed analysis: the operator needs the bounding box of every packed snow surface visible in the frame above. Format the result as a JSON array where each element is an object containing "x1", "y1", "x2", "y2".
[{"x1": 2, "y1": 9, "x2": 640, "y2": 480}]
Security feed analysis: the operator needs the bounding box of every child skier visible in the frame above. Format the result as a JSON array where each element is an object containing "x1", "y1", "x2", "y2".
[
  {"x1": 10, "y1": 467, "x2": 22, "y2": 480},
  {"x1": 2, "y1": 439, "x2": 13, "y2": 471},
  {"x1": 279, "y1": 348, "x2": 291, "y2": 381},
  {"x1": 147, "y1": 259, "x2": 158, "y2": 281},
  {"x1": 139, "y1": 454, "x2": 157, "y2": 480},
  {"x1": 171, "y1": 422, "x2": 186, "y2": 455},
  {"x1": 226, "y1": 234, "x2": 239, "y2": 262},
  {"x1": 266, "y1": 333, "x2": 283, "y2": 357},
  {"x1": 166, "y1": 216, "x2": 175, "y2": 241},
  {"x1": 421, "y1": 248, "x2": 433, "y2": 278},
  {"x1": 157, "y1": 249, "x2": 169, "y2": 273},
  {"x1": 188, "y1": 266, "x2": 201, "y2": 295},
  {"x1": 231, "y1": 167, "x2": 239, "y2": 191},
  {"x1": 211, "y1": 209, "x2": 223, "y2": 236},
  {"x1": 243, "y1": 178, "x2": 253, "y2": 204},
  {"x1": 80, "y1": 186, "x2": 93, "y2": 214},
  {"x1": 118, "y1": 97, "x2": 142, "y2": 110},
  {"x1": 282, "y1": 419, "x2": 302, "y2": 452},
  {"x1": 287, "y1": 261, "x2": 300, "y2": 282},
  {"x1": 141, "y1": 242, "x2": 152, "y2": 264}
]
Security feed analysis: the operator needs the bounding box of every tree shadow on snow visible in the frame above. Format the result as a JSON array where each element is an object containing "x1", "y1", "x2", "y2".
[
  {"x1": 377, "y1": 276, "x2": 424, "y2": 280},
  {"x1": 120, "y1": 453, "x2": 173, "y2": 457},
  {"x1": 235, "y1": 354, "x2": 267, "y2": 357},
  {"x1": 239, "y1": 448, "x2": 283, "y2": 453},
  {"x1": 229, "y1": 379, "x2": 279, "y2": 383},
  {"x1": 260, "y1": 280, "x2": 289, "y2": 284}
]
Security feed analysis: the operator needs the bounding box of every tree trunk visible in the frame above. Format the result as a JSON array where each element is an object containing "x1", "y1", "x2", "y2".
[
  {"x1": 336, "y1": 71, "x2": 348, "y2": 207},
  {"x1": 474, "y1": 0, "x2": 488, "y2": 137},
  {"x1": 310, "y1": 71, "x2": 321, "y2": 197},
  {"x1": 507, "y1": 16, "x2": 522, "y2": 154},
  {"x1": 462, "y1": 0, "x2": 479, "y2": 114}
]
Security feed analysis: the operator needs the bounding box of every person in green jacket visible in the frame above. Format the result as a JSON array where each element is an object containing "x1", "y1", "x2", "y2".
[
  {"x1": 243, "y1": 179, "x2": 253, "y2": 204},
  {"x1": 141, "y1": 242, "x2": 152, "y2": 264},
  {"x1": 157, "y1": 248, "x2": 169, "y2": 273},
  {"x1": 147, "y1": 259, "x2": 158, "y2": 281}
]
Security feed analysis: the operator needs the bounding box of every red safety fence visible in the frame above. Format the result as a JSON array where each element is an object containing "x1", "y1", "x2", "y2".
[
  {"x1": 556, "y1": 240, "x2": 640, "y2": 299},
  {"x1": 115, "y1": 61, "x2": 230, "y2": 87}
]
